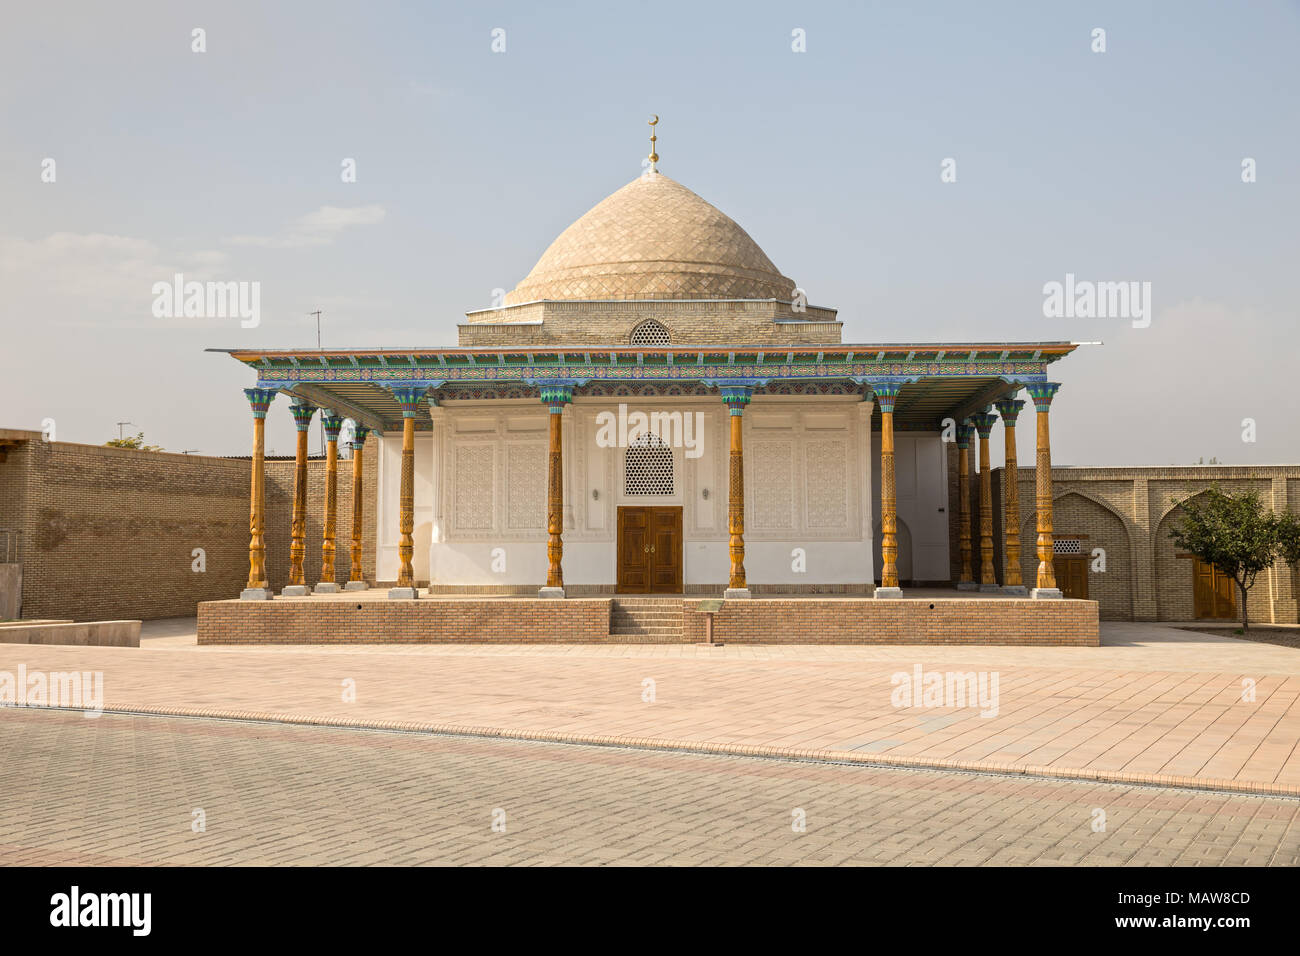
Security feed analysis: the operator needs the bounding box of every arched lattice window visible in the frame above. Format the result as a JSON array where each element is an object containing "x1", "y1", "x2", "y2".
[
  {"x1": 629, "y1": 319, "x2": 671, "y2": 346},
  {"x1": 624, "y1": 433, "x2": 674, "y2": 495}
]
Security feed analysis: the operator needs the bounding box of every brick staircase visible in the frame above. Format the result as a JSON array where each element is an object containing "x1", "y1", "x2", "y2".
[{"x1": 609, "y1": 598, "x2": 685, "y2": 642}]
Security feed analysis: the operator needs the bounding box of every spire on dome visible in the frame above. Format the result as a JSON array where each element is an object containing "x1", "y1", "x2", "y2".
[{"x1": 647, "y1": 115, "x2": 659, "y2": 173}]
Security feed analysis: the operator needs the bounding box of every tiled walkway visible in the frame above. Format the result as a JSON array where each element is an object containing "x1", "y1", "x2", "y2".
[
  {"x1": 3, "y1": 619, "x2": 1298, "y2": 795},
  {"x1": 3, "y1": 709, "x2": 1297, "y2": 866}
]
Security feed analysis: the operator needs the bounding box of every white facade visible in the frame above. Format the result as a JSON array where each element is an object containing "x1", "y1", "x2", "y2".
[{"x1": 374, "y1": 395, "x2": 950, "y2": 590}]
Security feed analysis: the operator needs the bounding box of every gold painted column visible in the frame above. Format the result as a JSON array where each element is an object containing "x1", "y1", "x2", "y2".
[
  {"x1": 344, "y1": 423, "x2": 372, "y2": 590},
  {"x1": 240, "y1": 388, "x2": 277, "y2": 600},
  {"x1": 872, "y1": 383, "x2": 904, "y2": 596},
  {"x1": 956, "y1": 420, "x2": 976, "y2": 590},
  {"x1": 539, "y1": 384, "x2": 573, "y2": 598},
  {"x1": 994, "y1": 396, "x2": 1027, "y2": 595},
  {"x1": 720, "y1": 385, "x2": 753, "y2": 598},
  {"x1": 282, "y1": 399, "x2": 318, "y2": 596},
  {"x1": 315, "y1": 413, "x2": 345, "y2": 592},
  {"x1": 1026, "y1": 382, "x2": 1063, "y2": 598},
  {"x1": 387, "y1": 387, "x2": 430, "y2": 599},
  {"x1": 971, "y1": 410, "x2": 1000, "y2": 592}
]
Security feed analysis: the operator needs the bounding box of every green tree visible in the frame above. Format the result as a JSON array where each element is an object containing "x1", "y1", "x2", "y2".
[
  {"x1": 1279, "y1": 513, "x2": 1300, "y2": 574},
  {"x1": 1168, "y1": 486, "x2": 1290, "y2": 632},
  {"x1": 105, "y1": 431, "x2": 163, "y2": 452}
]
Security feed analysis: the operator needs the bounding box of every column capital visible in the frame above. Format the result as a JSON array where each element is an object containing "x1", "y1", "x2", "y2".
[
  {"x1": 349, "y1": 422, "x2": 372, "y2": 449},
  {"x1": 868, "y1": 381, "x2": 903, "y2": 414},
  {"x1": 386, "y1": 385, "x2": 431, "y2": 418},
  {"x1": 321, "y1": 414, "x2": 345, "y2": 443},
  {"x1": 288, "y1": 398, "x2": 319, "y2": 431},
  {"x1": 1025, "y1": 381, "x2": 1062, "y2": 411},
  {"x1": 243, "y1": 387, "x2": 277, "y2": 419},
  {"x1": 971, "y1": 408, "x2": 998, "y2": 439},
  {"x1": 539, "y1": 383, "x2": 573, "y2": 411},
  {"x1": 994, "y1": 397, "x2": 1026, "y2": 424},
  {"x1": 719, "y1": 385, "x2": 753, "y2": 414},
  {"x1": 955, "y1": 419, "x2": 974, "y2": 449}
]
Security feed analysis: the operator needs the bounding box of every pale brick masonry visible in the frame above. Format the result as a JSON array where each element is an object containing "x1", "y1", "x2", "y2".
[
  {"x1": 986, "y1": 464, "x2": 1300, "y2": 623},
  {"x1": 0, "y1": 435, "x2": 377, "y2": 621}
]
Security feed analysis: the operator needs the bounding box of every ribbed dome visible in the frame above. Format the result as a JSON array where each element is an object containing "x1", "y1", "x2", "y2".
[{"x1": 504, "y1": 173, "x2": 794, "y2": 304}]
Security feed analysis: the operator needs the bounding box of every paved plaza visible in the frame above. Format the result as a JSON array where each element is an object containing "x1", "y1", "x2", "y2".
[
  {"x1": 3, "y1": 620, "x2": 1300, "y2": 864},
  {"x1": 2, "y1": 620, "x2": 1299, "y2": 795},
  {"x1": 2, "y1": 708, "x2": 1298, "y2": 866}
]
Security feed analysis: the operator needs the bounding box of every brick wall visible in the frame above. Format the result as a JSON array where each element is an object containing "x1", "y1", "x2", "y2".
[
  {"x1": 0, "y1": 435, "x2": 378, "y2": 621},
  {"x1": 458, "y1": 299, "x2": 842, "y2": 347},
  {"x1": 978, "y1": 465, "x2": 1300, "y2": 624},
  {"x1": 196, "y1": 595, "x2": 1098, "y2": 645},
  {"x1": 682, "y1": 598, "x2": 1099, "y2": 645},
  {"x1": 198, "y1": 598, "x2": 613, "y2": 644}
]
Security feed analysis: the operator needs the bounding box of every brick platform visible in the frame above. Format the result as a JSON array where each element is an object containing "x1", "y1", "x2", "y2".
[
  {"x1": 685, "y1": 598, "x2": 1099, "y2": 645},
  {"x1": 197, "y1": 592, "x2": 1099, "y2": 646},
  {"x1": 198, "y1": 597, "x2": 613, "y2": 645}
]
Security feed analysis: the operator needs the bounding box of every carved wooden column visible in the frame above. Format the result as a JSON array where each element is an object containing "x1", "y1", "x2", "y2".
[
  {"x1": 387, "y1": 387, "x2": 429, "y2": 599},
  {"x1": 1026, "y1": 382, "x2": 1063, "y2": 598},
  {"x1": 314, "y1": 413, "x2": 345, "y2": 593},
  {"x1": 720, "y1": 385, "x2": 753, "y2": 598},
  {"x1": 539, "y1": 384, "x2": 573, "y2": 598},
  {"x1": 240, "y1": 388, "x2": 277, "y2": 600},
  {"x1": 994, "y1": 396, "x2": 1027, "y2": 595},
  {"x1": 971, "y1": 409, "x2": 1000, "y2": 592},
  {"x1": 871, "y1": 382, "x2": 903, "y2": 597},
  {"x1": 344, "y1": 423, "x2": 371, "y2": 590},
  {"x1": 956, "y1": 420, "x2": 976, "y2": 590},
  {"x1": 282, "y1": 399, "x2": 318, "y2": 596}
]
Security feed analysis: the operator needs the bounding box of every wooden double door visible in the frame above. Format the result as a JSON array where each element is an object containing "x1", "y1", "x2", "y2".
[
  {"x1": 617, "y1": 506, "x2": 682, "y2": 593},
  {"x1": 1193, "y1": 558, "x2": 1237, "y2": 620},
  {"x1": 1053, "y1": 556, "x2": 1088, "y2": 600}
]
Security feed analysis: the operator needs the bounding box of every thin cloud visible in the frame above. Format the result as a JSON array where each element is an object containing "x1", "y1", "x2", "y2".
[{"x1": 226, "y1": 205, "x2": 386, "y2": 248}]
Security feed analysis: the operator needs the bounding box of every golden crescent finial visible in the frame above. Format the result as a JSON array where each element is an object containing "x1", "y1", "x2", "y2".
[{"x1": 647, "y1": 115, "x2": 659, "y2": 170}]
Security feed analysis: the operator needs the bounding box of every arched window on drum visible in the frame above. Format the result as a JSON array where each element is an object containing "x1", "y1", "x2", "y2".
[{"x1": 629, "y1": 320, "x2": 671, "y2": 346}]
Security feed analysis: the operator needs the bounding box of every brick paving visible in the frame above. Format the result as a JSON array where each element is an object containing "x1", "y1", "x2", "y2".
[
  {"x1": 1, "y1": 709, "x2": 1297, "y2": 866},
  {"x1": 2, "y1": 620, "x2": 1297, "y2": 795}
]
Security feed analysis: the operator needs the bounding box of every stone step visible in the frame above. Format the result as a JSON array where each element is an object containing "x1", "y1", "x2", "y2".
[{"x1": 609, "y1": 597, "x2": 686, "y2": 641}]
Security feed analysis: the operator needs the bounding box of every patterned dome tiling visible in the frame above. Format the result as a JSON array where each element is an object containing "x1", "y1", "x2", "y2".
[{"x1": 505, "y1": 173, "x2": 794, "y2": 304}]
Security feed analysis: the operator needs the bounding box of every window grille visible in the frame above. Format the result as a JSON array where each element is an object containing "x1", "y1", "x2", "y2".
[
  {"x1": 1053, "y1": 538, "x2": 1083, "y2": 556},
  {"x1": 624, "y1": 433, "x2": 674, "y2": 495},
  {"x1": 629, "y1": 320, "x2": 671, "y2": 346}
]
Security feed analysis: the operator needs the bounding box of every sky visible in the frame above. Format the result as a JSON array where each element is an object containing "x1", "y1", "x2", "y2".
[{"x1": 1, "y1": 0, "x2": 1297, "y2": 465}]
